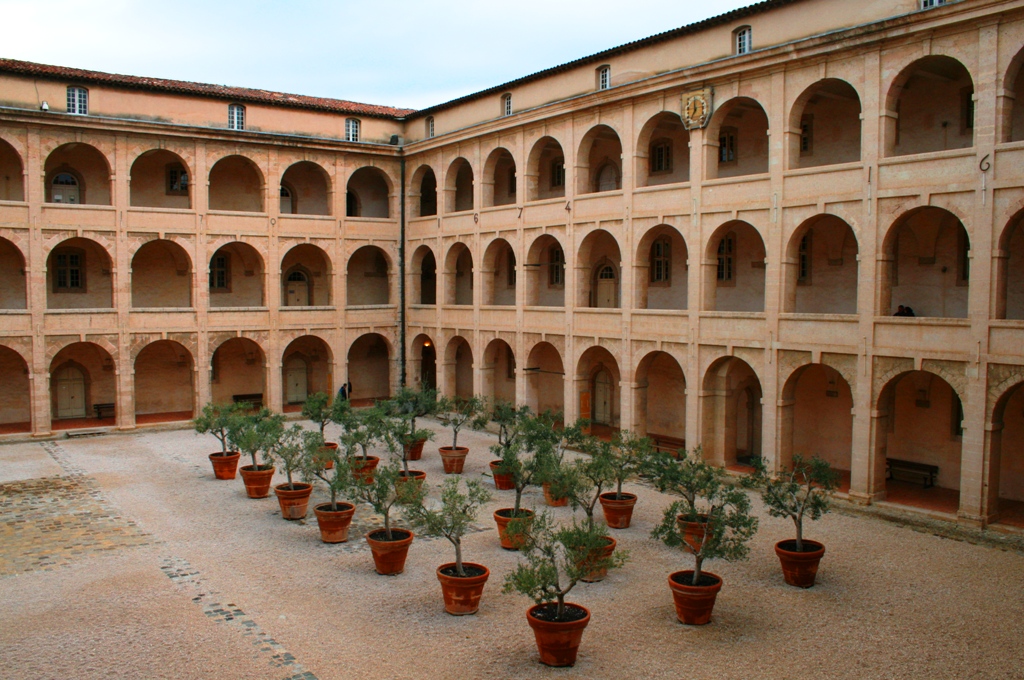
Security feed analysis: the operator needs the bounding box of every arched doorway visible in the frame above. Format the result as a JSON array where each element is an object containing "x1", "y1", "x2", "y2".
[
  {"x1": 780, "y1": 364, "x2": 853, "y2": 492},
  {"x1": 635, "y1": 351, "x2": 686, "y2": 447},
  {"x1": 525, "y1": 342, "x2": 564, "y2": 415},
  {"x1": 56, "y1": 365, "x2": 86, "y2": 418},
  {"x1": 444, "y1": 336, "x2": 474, "y2": 400},
  {"x1": 211, "y1": 338, "x2": 266, "y2": 407},
  {"x1": 783, "y1": 215, "x2": 859, "y2": 314},
  {"x1": 347, "y1": 246, "x2": 391, "y2": 306},
  {"x1": 989, "y1": 381, "x2": 1024, "y2": 527},
  {"x1": 410, "y1": 334, "x2": 436, "y2": 390},
  {"x1": 50, "y1": 342, "x2": 117, "y2": 428},
  {"x1": 576, "y1": 346, "x2": 620, "y2": 434},
  {"x1": 282, "y1": 244, "x2": 331, "y2": 307},
  {"x1": 284, "y1": 355, "x2": 308, "y2": 404},
  {"x1": 577, "y1": 230, "x2": 622, "y2": 309},
  {"x1": 0, "y1": 345, "x2": 31, "y2": 432},
  {"x1": 134, "y1": 340, "x2": 194, "y2": 424},
  {"x1": 701, "y1": 356, "x2": 762, "y2": 467},
  {"x1": 282, "y1": 335, "x2": 333, "y2": 410},
  {"x1": 131, "y1": 239, "x2": 192, "y2": 308},
  {"x1": 483, "y1": 339, "x2": 516, "y2": 405},
  {"x1": 347, "y1": 334, "x2": 391, "y2": 404},
  {"x1": 704, "y1": 221, "x2": 766, "y2": 312}
]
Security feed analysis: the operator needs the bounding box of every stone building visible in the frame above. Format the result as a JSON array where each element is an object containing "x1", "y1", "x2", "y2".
[{"x1": 1, "y1": 0, "x2": 1024, "y2": 528}]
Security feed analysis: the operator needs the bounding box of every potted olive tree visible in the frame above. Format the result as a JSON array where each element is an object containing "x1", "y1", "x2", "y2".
[
  {"x1": 562, "y1": 438, "x2": 619, "y2": 582},
  {"x1": 488, "y1": 401, "x2": 532, "y2": 490},
  {"x1": 350, "y1": 459, "x2": 424, "y2": 575},
  {"x1": 370, "y1": 404, "x2": 434, "y2": 486},
  {"x1": 301, "y1": 434, "x2": 357, "y2": 542},
  {"x1": 435, "y1": 395, "x2": 488, "y2": 474},
  {"x1": 270, "y1": 425, "x2": 319, "y2": 520},
  {"x1": 532, "y1": 414, "x2": 588, "y2": 507},
  {"x1": 302, "y1": 392, "x2": 337, "y2": 467},
  {"x1": 503, "y1": 512, "x2": 626, "y2": 667},
  {"x1": 749, "y1": 454, "x2": 839, "y2": 588},
  {"x1": 647, "y1": 446, "x2": 759, "y2": 625},
  {"x1": 599, "y1": 430, "x2": 652, "y2": 529},
  {"x1": 388, "y1": 386, "x2": 438, "y2": 462},
  {"x1": 229, "y1": 407, "x2": 282, "y2": 499},
  {"x1": 193, "y1": 401, "x2": 244, "y2": 480},
  {"x1": 333, "y1": 398, "x2": 381, "y2": 483},
  {"x1": 407, "y1": 477, "x2": 492, "y2": 615},
  {"x1": 491, "y1": 413, "x2": 547, "y2": 550}
]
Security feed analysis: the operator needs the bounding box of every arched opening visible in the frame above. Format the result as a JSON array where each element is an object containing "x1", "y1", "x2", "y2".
[
  {"x1": 134, "y1": 340, "x2": 194, "y2": 424},
  {"x1": 0, "y1": 346, "x2": 31, "y2": 433},
  {"x1": 45, "y1": 142, "x2": 111, "y2": 205},
  {"x1": 525, "y1": 235, "x2": 565, "y2": 307},
  {"x1": 131, "y1": 240, "x2": 192, "y2": 308},
  {"x1": 410, "y1": 245, "x2": 437, "y2": 305},
  {"x1": 576, "y1": 346, "x2": 620, "y2": 433},
  {"x1": 129, "y1": 149, "x2": 191, "y2": 209},
  {"x1": 700, "y1": 356, "x2": 762, "y2": 467},
  {"x1": 211, "y1": 337, "x2": 266, "y2": 407},
  {"x1": 526, "y1": 136, "x2": 565, "y2": 201},
  {"x1": 280, "y1": 161, "x2": 331, "y2": 215},
  {"x1": 0, "y1": 137, "x2": 25, "y2": 201},
  {"x1": 0, "y1": 237, "x2": 27, "y2": 309},
  {"x1": 703, "y1": 221, "x2": 766, "y2": 312},
  {"x1": 347, "y1": 334, "x2": 392, "y2": 404},
  {"x1": 879, "y1": 207, "x2": 970, "y2": 318},
  {"x1": 346, "y1": 245, "x2": 390, "y2": 306},
  {"x1": 282, "y1": 335, "x2": 333, "y2": 411},
  {"x1": 996, "y1": 209, "x2": 1024, "y2": 319},
  {"x1": 411, "y1": 334, "x2": 437, "y2": 390},
  {"x1": 990, "y1": 381, "x2": 1024, "y2": 527},
  {"x1": 783, "y1": 215, "x2": 858, "y2": 314},
  {"x1": 445, "y1": 158, "x2": 474, "y2": 213},
  {"x1": 412, "y1": 165, "x2": 437, "y2": 217},
  {"x1": 347, "y1": 167, "x2": 390, "y2": 218},
  {"x1": 577, "y1": 229, "x2": 622, "y2": 308},
  {"x1": 482, "y1": 238, "x2": 516, "y2": 306},
  {"x1": 208, "y1": 155, "x2": 264, "y2": 212},
  {"x1": 483, "y1": 147, "x2": 517, "y2": 207},
  {"x1": 445, "y1": 336, "x2": 474, "y2": 400},
  {"x1": 208, "y1": 242, "x2": 265, "y2": 308},
  {"x1": 50, "y1": 342, "x2": 116, "y2": 428},
  {"x1": 577, "y1": 125, "x2": 622, "y2": 195},
  {"x1": 525, "y1": 342, "x2": 564, "y2": 415},
  {"x1": 634, "y1": 351, "x2": 686, "y2": 447},
  {"x1": 635, "y1": 112, "x2": 690, "y2": 187},
  {"x1": 706, "y1": 97, "x2": 769, "y2": 180},
  {"x1": 46, "y1": 237, "x2": 113, "y2": 309},
  {"x1": 876, "y1": 370, "x2": 962, "y2": 513},
  {"x1": 444, "y1": 242, "x2": 473, "y2": 306},
  {"x1": 635, "y1": 225, "x2": 688, "y2": 310},
  {"x1": 885, "y1": 56, "x2": 974, "y2": 157},
  {"x1": 1006, "y1": 47, "x2": 1024, "y2": 142},
  {"x1": 483, "y1": 339, "x2": 516, "y2": 405},
  {"x1": 281, "y1": 244, "x2": 331, "y2": 307},
  {"x1": 788, "y1": 79, "x2": 862, "y2": 169},
  {"x1": 779, "y1": 364, "x2": 853, "y2": 492}
]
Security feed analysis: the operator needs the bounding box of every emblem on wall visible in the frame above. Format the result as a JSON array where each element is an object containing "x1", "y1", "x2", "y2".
[{"x1": 682, "y1": 88, "x2": 713, "y2": 130}]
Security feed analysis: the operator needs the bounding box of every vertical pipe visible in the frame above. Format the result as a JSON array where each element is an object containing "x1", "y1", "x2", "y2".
[{"x1": 399, "y1": 153, "x2": 407, "y2": 387}]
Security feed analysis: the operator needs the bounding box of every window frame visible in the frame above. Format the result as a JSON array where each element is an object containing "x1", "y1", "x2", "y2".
[
  {"x1": 550, "y1": 159, "x2": 565, "y2": 189},
  {"x1": 735, "y1": 26, "x2": 752, "y2": 55},
  {"x1": 597, "y1": 65, "x2": 611, "y2": 91},
  {"x1": 52, "y1": 247, "x2": 87, "y2": 293},
  {"x1": 66, "y1": 86, "x2": 88, "y2": 115},
  {"x1": 717, "y1": 233, "x2": 736, "y2": 285},
  {"x1": 506, "y1": 250, "x2": 517, "y2": 288},
  {"x1": 650, "y1": 237, "x2": 671, "y2": 286},
  {"x1": 548, "y1": 245, "x2": 564, "y2": 288},
  {"x1": 227, "y1": 104, "x2": 245, "y2": 131},
  {"x1": 649, "y1": 139, "x2": 673, "y2": 174},
  {"x1": 960, "y1": 87, "x2": 975, "y2": 135},
  {"x1": 345, "y1": 118, "x2": 361, "y2": 142},
  {"x1": 49, "y1": 170, "x2": 82, "y2": 204},
  {"x1": 166, "y1": 163, "x2": 189, "y2": 196},
  {"x1": 209, "y1": 252, "x2": 231, "y2": 293},
  {"x1": 798, "y1": 232, "x2": 812, "y2": 286},
  {"x1": 502, "y1": 93, "x2": 512, "y2": 117},
  {"x1": 800, "y1": 114, "x2": 814, "y2": 157},
  {"x1": 719, "y1": 126, "x2": 738, "y2": 165},
  {"x1": 426, "y1": 116, "x2": 435, "y2": 139}
]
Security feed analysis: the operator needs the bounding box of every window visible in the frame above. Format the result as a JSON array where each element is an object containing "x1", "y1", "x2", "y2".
[
  {"x1": 650, "y1": 140, "x2": 672, "y2": 174},
  {"x1": 951, "y1": 394, "x2": 964, "y2": 438},
  {"x1": 719, "y1": 127, "x2": 737, "y2": 164},
  {"x1": 210, "y1": 253, "x2": 230, "y2": 291},
  {"x1": 961, "y1": 87, "x2": 975, "y2": 134},
  {"x1": 502, "y1": 93, "x2": 512, "y2": 117},
  {"x1": 167, "y1": 164, "x2": 189, "y2": 196},
  {"x1": 346, "y1": 192, "x2": 359, "y2": 217},
  {"x1": 66, "y1": 86, "x2": 88, "y2": 115},
  {"x1": 426, "y1": 116, "x2": 435, "y2": 138},
  {"x1": 51, "y1": 173, "x2": 79, "y2": 204},
  {"x1": 650, "y1": 238, "x2": 671, "y2": 285},
  {"x1": 717, "y1": 233, "x2": 735, "y2": 282},
  {"x1": 597, "y1": 66, "x2": 611, "y2": 91},
  {"x1": 506, "y1": 345, "x2": 516, "y2": 379},
  {"x1": 798, "y1": 233, "x2": 811, "y2": 285},
  {"x1": 598, "y1": 265, "x2": 616, "y2": 280},
  {"x1": 508, "y1": 170, "x2": 517, "y2": 197},
  {"x1": 507, "y1": 251, "x2": 516, "y2": 287},
  {"x1": 957, "y1": 229, "x2": 970, "y2": 285},
  {"x1": 551, "y1": 160, "x2": 565, "y2": 188},
  {"x1": 345, "y1": 118, "x2": 360, "y2": 142},
  {"x1": 280, "y1": 185, "x2": 293, "y2": 214},
  {"x1": 228, "y1": 104, "x2": 245, "y2": 130},
  {"x1": 53, "y1": 248, "x2": 85, "y2": 292},
  {"x1": 800, "y1": 115, "x2": 814, "y2": 156},
  {"x1": 548, "y1": 245, "x2": 564, "y2": 286},
  {"x1": 735, "y1": 26, "x2": 752, "y2": 55},
  {"x1": 922, "y1": 0, "x2": 947, "y2": 7}
]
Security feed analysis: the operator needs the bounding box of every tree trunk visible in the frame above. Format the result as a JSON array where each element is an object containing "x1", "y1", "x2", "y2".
[{"x1": 454, "y1": 537, "x2": 464, "y2": 577}]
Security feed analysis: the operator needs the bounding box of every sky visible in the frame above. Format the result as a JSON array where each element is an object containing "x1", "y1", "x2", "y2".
[{"x1": 0, "y1": 0, "x2": 754, "y2": 111}]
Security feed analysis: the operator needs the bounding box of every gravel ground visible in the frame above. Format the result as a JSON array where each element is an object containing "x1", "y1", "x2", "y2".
[{"x1": 1, "y1": 421, "x2": 1023, "y2": 680}]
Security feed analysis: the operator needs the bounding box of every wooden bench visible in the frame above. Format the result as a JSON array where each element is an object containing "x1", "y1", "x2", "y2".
[
  {"x1": 93, "y1": 403, "x2": 115, "y2": 419},
  {"x1": 649, "y1": 434, "x2": 686, "y2": 457},
  {"x1": 232, "y1": 393, "x2": 264, "y2": 409},
  {"x1": 886, "y1": 458, "x2": 938, "y2": 488}
]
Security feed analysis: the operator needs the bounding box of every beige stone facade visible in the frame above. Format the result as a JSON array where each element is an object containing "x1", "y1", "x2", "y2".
[{"x1": 2, "y1": 0, "x2": 1024, "y2": 527}]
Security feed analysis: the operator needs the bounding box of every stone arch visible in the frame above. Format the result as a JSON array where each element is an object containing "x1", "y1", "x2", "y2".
[
  {"x1": 0, "y1": 344, "x2": 31, "y2": 431},
  {"x1": 635, "y1": 224, "x2": 688, "y2": 310},
  {"x1": 347, "y1": 333, "x2": 392, "y2": 403},
  {"x1": 1002, "y1": 44, "x2": 1024, "y2": 143},
  {"x1": 444, "y1": 241, "x2": 474, "y2": 305},
  {"x1": 131, "y1": 239, "x2": 193, "y2": 308},
  {"x1": 987, "y1": 377, "x2": 1024, "y2": 525},
  {"x1": 49, "y1": 341, "x2": 117, "y2": 426},
  {"x1": 525, "y1": 233, "x2": 566, "y2": 307},
  {"x1": 787, "y1": 78, "x2": 862, "y2": 169},
  {"x1": 482, "y1": 338, "x2": 516, "y2": 405},
  {"x1": 703, "y1": 220, "x2": 766, "y2": 312},
  {"x1": 209, "y1": 155, "x2": 265, "y2": 212},
  {"x1": 347, "y1": 166, "x2": 391, "y2": 218},
  {"x1": 525, "y1": 341, "x2": 564, "y2": 415},
  {"x1": 700, "y1": 355, "x2": 762, "y2": 466},
  {"x1": 526, "y1": 135, "x2": 566, "y2": 201},
  {"x1": 280, "y1": 160, "x2": 332, "y2": 216},
  {"x1": 134, "y1": 340, "x2": 195, "y2": 422},
  {"x1": 0, "y1": 136, "x2": 25, "y2": 201},
  {"x1": 445, "y1": 157, "x2": 474, "y2": 213},
  {"x1": 576, "y1": 124, "x2": 623, "y2": 195},
  {"x1": 46, "y1": 236, "x2": 114, "y2": 309},
  {"x1": 410, "y1": 164, "x2": 438, "y2": 217},
  {"x1": 883, "y1": 55, "x2": 975, "y2": 157},
  {"x1": 346, "y1": 245, "x2": 391, "y2": 306},
  {"x1": 282, "y1": 335, "x2": 334, "y2": 409},
  {"x1": 130, "y1": 149, "x2": 192, "y2": 209},
  {"x1": 281, "y1": 243, "x2": 332, "y2": 307},
  {"x1": 576, "y1": 345, "x2": 621, "y2": 429},
  {"x1": 635, "y1": 111, "x2": 690, "y2": 187},
  {"x1": 704, "y1": 96, "x2": 770, "y2": 180},
  {"x1": 410, "y1": 333, "x2": 437, "y2": 390},
  {"x1": 411, "y1": 244, "x2": 437, "y2": 305},
  {"x1": 995, "y1": 208, "x2": 1024, "y2": 320},
  {"x1": 783, "y1": 214, "x2": 859, "y2": 314},
  {"x1": 481, "y1": 237, "x2": 516, "y2": 306},
  {"x1": 0, "y1": 236, "x2": 27, "y2": 309},
  {"x1": 444, "y1": 335, "x2": 474, "y2": 400},
  {"x1": 44, "y1": 142, "x2": 112, "y2": 205},
  {"x1": 634, "y1": 350, "x2": 686, "y2": 444},
  {"x1": 577, "y1": 229, "x2": 622, "y2": 308},
  {"x1": 779, "y1": 363, "x2": 853, "y2": 485},
  {"x1": 482, "y1": 147, "x2": 517, "y2": 207},
  {"x1": 210, "y1": 337, "x2": 267, "y2": 407},
  {"x1": 208, "y1": 241, "x2": 265, "y2": 308}
]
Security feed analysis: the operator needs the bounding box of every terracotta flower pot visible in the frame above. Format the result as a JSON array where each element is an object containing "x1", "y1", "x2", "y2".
[
  {"x1": 526, "y1": 602, "x2": 591, "y2": 667},
  {"x1": 313, "y1": 502, "x2": 356, "y2": 543},
  {"x1": 438, "y1": 446, "x2": 469, "y2": 474},
  {"x1": 598, "y1": 492, "x2": 637, "y2": 529},
  {"x1": 580, "y1": 535, "x2": 616, "y2": 583},
  {"x1": 404, "y1": 438, "x2": 427, "y2": 461},
  {"x1": 676, "y1": 514, "x2": 712, "y2": 553},
  {"x1": 490, "y1": 460, "x2": 515, "y2": 490},
  {"x1": 365, "y1": 528, "x2": 414, "y2": 575},
  {"x1": 238, "y1": 465, "x2": 275, "y2": 499},
  {"x1": 436, "y1": 562, "x2": 490, "y2": 615},
  {"x1": 352, "y1": 456, "x2": 380, "y2": 484},
  {"x1": 209, "y1": 451, "x2": 241, "y2": 480},
  {"x1": 322, "y1": 441, "x2": 338, "y2": 470},
  {"x1": 542, "y1": 482, "x2": 568, "y2": 507},
  {"x1": 493, "y1": 508, "x2": 534, "y2": 550},
  {"x1": 774, "y1": 539, "x2": 826, "y2": 588},
  {"x1": 274, "y1": 482, "x2": 313, "y2": 520},
  {"x1": 668, "y1": 570, "x2": 723, "y2": 625}
]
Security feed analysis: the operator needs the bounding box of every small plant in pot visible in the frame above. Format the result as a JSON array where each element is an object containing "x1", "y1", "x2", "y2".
[
  {"x1": 371, "y1": 405, "x2": 434, "y2": 489},
  {"x1": 488, "y1": 401, "x2": 532, "y2": 490},
  {"x1": 407, "y1": 477, "x2": 493, "y2": 615},
  {"x1": 302, "y1": 391, "x2": 337, "y2": 467},
  {"x1": 193, "y1": 401, "x2": 245, "y2": 480},
  {"x1": 491, "y1": 412, "x2": 549, "y2": 550},
  {"x1": 333, "y1": 399, "x2": 381, "y2": 483},
  {"x1": 532, "y1": 414, "x2": 588, "y2": 507},
  {"x1": 562, "y1": 437, "x2": 621, "y2": 582},
  {"x1": 435, "y1": 394, "x2": 488, "y2": 474},
  {"x1": 267, "y1": 425, "x2": 319, "y2": 520},
  {"x1": 748, "y1": 454, "x2": 838, "y2": 588},
  {"x1": 350, "y1": 459, "x2": 424, "y2": 575},
  {"x1": 388, "y1": 386, "x2": 438, "y2": 461},
  {"x1": 503, "y1": 512, "x2": 626, "y2": 667},
  {"x1": 301, "y1": 435, "x2": 357, "y2": 542},
  {"x1": 598, "y1": 430, "x2": 652, "y2": 529},
  {"x1": 229, "y1": 407, "x2": 282, "y2": 499},
  {"x1": 647, "y1": 446, "x2": 758, "y2": 625}
]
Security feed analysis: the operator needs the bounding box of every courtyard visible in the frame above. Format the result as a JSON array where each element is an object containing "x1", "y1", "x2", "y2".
[{"x1": 1, "y1": 420, "x2": 1023, "y2": 680}]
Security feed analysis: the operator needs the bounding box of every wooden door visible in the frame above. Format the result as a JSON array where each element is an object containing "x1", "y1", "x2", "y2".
[
  {"x1": 593, "y1": 369, "x2": 612, "y2": 425},
  {"x1": 596, "y1": 265, "x2": 617, "y2": 308},
  {"x1": 285, "y1": 358, "x2": 307, "y2": 404},
  {"x1": 57, "y1": 366, "x2": 86, "y2": 418},
  {"x1": 285, "y1": 271, "x2": 309, "y2": 306}
]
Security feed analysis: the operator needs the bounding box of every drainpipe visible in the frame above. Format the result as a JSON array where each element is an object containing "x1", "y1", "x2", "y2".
[{"x1": 399, "y1": 152, "x2": 407, "y2": 387}]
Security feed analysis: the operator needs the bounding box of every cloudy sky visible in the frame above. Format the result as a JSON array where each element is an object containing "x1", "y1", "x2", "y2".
[{"x1": 1, "y1": 0, "x2": 753, "y2": 110}]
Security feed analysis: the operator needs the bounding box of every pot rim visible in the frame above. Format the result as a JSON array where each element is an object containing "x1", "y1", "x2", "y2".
[
  {"x1": 398, "y1": 470, "x2": 427, "y2": 478},
  {"x1": 526, "y1": 601, "x2": 592, "y2": 627},
  {"x1": 274, "y1": 482, "x2": 313, "y2": 492},
  {"x1": 774, "y1": 538, "x2": 826, "y2": 555},
  {"x1": 599, "y1": 491, "x2": 637, "y2": 501},
  {"x1": 438, "y1": 446, "x2": 469, "y2": 455},
  {"x1": 313, "y1": 501, "x2": 356, "y2": 513},
  {"x1": 494, "y1": 507, "x2": 535, "y2": 519},
  {"x1": 239, "y1": 464, "x2": 275, "y2": 473},
  {"x1": 209, "y1": 450, "x2": 240, "y2": 458},
  {"x1": 365, "y1": 528, "x2": 414, "y2": 544},
  {"x1": 668, "y1": 569, "x2": 723, "y2": 590},
  {"x1": 436, "y1": 561, "x2": 490, "y2": 581}
]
